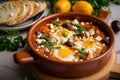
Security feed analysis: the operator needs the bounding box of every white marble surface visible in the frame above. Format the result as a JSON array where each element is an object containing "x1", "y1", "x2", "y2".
[
  {"x1": 0, "y1": 2, "x2": 120, "y2": 80},
  {"x1": 108, "y1": 3, "x2": 120, "y2": 64}
]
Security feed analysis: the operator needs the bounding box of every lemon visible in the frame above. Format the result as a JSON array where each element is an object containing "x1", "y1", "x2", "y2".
[
  {"x1": 54, "y1": 0, "x2": 71, "y2": 13},
  {"x1": 72, "y1": 1, "x2": 93, "y2": 15}
]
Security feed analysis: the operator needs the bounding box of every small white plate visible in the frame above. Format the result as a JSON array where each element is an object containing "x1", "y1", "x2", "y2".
[{"x1": 0, "y1": 11, "x2": 45, "y2": 31}]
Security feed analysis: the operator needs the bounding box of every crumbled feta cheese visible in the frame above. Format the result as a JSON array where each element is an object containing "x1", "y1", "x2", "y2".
[
  {"x1": 81, "y1": 22, "x2": 85, "y2": 25},
  {"x1": 37, "y1": 34, "x2": 42, "y2": 38},
  {"x1": 38, "y1": 46, "x2": 41, "y2": 48},
  {"x1": 86, "y1": 22, "x2": 90, "y2": 24},
  {"x1": 95, "y1": 36, "x2": 102, "y2": 41},
  {"x1": 36, "y1": 39, "x2": 42, "y2": 44},
  {"x1": 80, "y1": 59, "x2": 83, "y2": 61},
  {"x1": 72, "y1": 25, "x2": 77, "y2": 30},
  {"x1": 74, "y1": 58, "x2": 79, "y2": 62},
  {"x1": 87, "y1": 52, "x2": 94, "y2": 59},
  {"x1": 50, "y1": 24, "x2": 54, "y2": 29},
  {"x1": 89, "y1": 29, "x2": 95, "y2": 35},
  {"x1": 56, "y1": 18, "x2": 60, "y2": 21},
  {"x1": 85, "y1": 31, "x2": 90, "y2": 36},
  {"x1": 72, "y1": 19, "x2": 79, "y2": 24},
  {"x1": 45, "y1": 48, "x2": 49, "y2": 52},
  {"x1": 103, "y1": 44, "x2": 105, "y2": 46},
  {"x1": 82, "y1": 31, "x2": 85, "y2": 34},
  {"x1": 41, "y1": 45, "x2": 44, "y2": 48},
  {"x1": 92, "y1": 47, "x2": 97, "y2": 51},
  {"x1": 36, "y1": 48, "x2": 39, "y2": 51},
  {"x1": 95, "y1": 46, "x2": 101, "y2": 49}
]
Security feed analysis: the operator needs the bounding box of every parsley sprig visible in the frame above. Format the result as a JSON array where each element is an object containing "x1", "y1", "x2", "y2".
[
  {"x1": 77, "y1": 48, "x2": 85, "y2": 59},
  {"x1": 0, "y1": 30, "x2": 27, "y2": 51}
]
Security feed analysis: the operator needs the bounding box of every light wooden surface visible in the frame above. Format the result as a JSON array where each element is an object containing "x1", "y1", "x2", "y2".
[
  {"x1": 26, "y1": 50, "x2": 116, "y2": 80},
  {"x1": 110, "y1": 50, "x2": 120, "y2": 78}
]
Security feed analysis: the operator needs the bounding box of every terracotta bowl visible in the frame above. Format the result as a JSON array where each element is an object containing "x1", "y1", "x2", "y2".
[{"x1": 14, "y1": 12, "x2": 115, "y2": 78}]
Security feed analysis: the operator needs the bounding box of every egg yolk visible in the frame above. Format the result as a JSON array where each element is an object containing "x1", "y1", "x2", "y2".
[
  {"x1": 84, "y1": 40, "x2": 95, "y2": 48},
  {"x1": 58, "y1": 47, "x2": 73, "y2": 57},
  {"x1": 57, "y1": 30, "x2": 69, "y2": 37}
]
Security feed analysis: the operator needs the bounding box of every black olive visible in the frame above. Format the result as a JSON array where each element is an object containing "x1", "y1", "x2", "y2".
[
  {"x1": 76, "y1": 33, "x2": 82, "y2": 37},
  {"x1": 101, "y1": 38, "x2": 110, "y2": 46},
  {"x1": 35, "y1": 30, "x2": 41, "y2": 35},
  {"x1": 64, "y1": 41, "x2": 75, "y2": 47},
  {"x1": 111, "y1": 20, "x2": 120, "y2": 33},
  {"x1": 62, "y1": 23, "x2": 68, "y2": 28}
]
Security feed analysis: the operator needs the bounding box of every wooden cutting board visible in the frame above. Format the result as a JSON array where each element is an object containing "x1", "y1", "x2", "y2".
[{"x1": 26, "y1": 49, "x2": 117, "y2": 80}]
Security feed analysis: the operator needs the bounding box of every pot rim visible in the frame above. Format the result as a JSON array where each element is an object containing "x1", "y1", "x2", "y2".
[{"x1": 28, "y1": 12, "x2": 115, "y2": 64}]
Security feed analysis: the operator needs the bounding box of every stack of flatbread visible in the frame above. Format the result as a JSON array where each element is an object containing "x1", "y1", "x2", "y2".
[{"x1": 0, "y1": 0, "x2": 46, "y2": 26}]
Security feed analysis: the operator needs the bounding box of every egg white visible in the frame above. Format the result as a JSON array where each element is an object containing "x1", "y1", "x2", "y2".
[{"x1": 51, "y1": 27, "x2": 74, "y2": 44}]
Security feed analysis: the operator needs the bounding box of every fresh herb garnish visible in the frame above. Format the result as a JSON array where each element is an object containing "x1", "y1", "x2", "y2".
[
  {"x1": 77, "y1": 48, "x2": 85, "y2": 59},
  {"x1": 66, "y1": 22, "x2": 72, "y2": 28},
  {"x1": 53, "y1": 20, "x2": 60, "y2": 25},
  {"x1": 42, "y1": 41, "x2": 54, "y2": 49},
  {"x1": 0, "y1": 30, "x2": 27, "y2": 51},
  {"x1": 5, "y1": 30, "x2": 19, "y2": 36},
  {"x1": 40, "y1": 34, "x2": 49, "y2": 39},
  {"x1": 47, "y1": 0, "x2": 58, "y2": 14},
  {"x1": 76, "y1": 24, "x2": 86, "y2": 34},
  {"x1": 54, "y1": 46, "x2": 61, "y2": 49},
  {"x1": 62, "y1": 32, "x2": 67, "y2": 37},
  {"x1": 75, "y1": 24, "x2": 81, "y2": 28},
  {"x1": 0, "y1": 36, "x2": 10, "y2": 51},
  {"x1": 86, "y1": 0, "x2": 110, "y2": 16}
]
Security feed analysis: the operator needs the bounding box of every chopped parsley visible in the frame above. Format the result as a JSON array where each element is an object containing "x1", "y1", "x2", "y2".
[
  {"x1": 62, "y1": 32, "x2": 67, "y2": 37},
  {"x1": 54, "y1": 46, "x2": 61, "y2": 49},
  {"x1": 66, "y1": 22, "x2": 72, "y2": 28},
  {"x1": 40, "y1": 34, "x2": 49, "y2": 39},
  {"x1": 53, "y1": 20, "x2": 60, "y2": 25},
  {"x1": 41, "y1": 41, "x2": 54, "y2": 49},
  {"x1": 75, "y1": 24, "x2": 81, "y2": 28},
  {"x1": 0, "y1": 30, "x2": 27, "y2": 51},
  {"x1": 75, "y1": 24, "x2": 86, "y2": 34},
  {"x1": 77, "y1": 48, "x2": 85, "y2": 59}
]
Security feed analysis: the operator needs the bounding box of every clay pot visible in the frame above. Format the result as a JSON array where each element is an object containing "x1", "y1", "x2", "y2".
[{"x1": 14, "y1": 11, "x2": 115, "y2": 78}]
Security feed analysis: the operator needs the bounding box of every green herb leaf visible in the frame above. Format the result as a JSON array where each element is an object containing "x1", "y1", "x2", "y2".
[
  {"x1": 54, "y1": 46, "x2": 61, "y2": 49},
  {"x1": 76, "y1": 25, "x2": 86, "y2": 34},
  {"x1": 47, "y1": 0, "x2": 58, "y2": 13},
  {"x1": 62, "y1": 31, "x2": 67, "y2": 37},
  {"x1": 53, "y1": 20, "x2": 60, "y2": 25},
  {"x1": 7, "y1": 42, "x2": 19, "y2": 51},
  {"x1": 0, "y1": 35, "x2": 27, "y2": 52},
  {"x1": 40, "y1": 34, "x2": 49, "y2": 39},
  {"x1": 5, "y1": 30, "x2": 19, "y2": 36},
  {"x1": 86, "y1": 0, "x2": 110, "y2": 16},
  {"x1": 66, "y1": 22, "x2": 72, "y2": 28},
  {"x1": 42, "y1": 41, "x2": 54, "y2": 49},
  {"x1": 77, "y1": 48, "x2": 85, "y2": 59}
]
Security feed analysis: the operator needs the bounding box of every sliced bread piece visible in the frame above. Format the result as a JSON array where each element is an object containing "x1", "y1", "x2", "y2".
[
  {"x1": 32, "y1": 1, "x2": 47, "y2": 17},
  {"x1": 5, "y1": 1, "x2": 25, "y2": 25},
  {"x1": 31, "y1": 1, "x2": 40, "y2": 17},
  {"x1": 0, "y1": 1, "x2": 20, "y2": 24},
  {"x1": 6, "y1": 1, "x2": 34, "y2": 26}
]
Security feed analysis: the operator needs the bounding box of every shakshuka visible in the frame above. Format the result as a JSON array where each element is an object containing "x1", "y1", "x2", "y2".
[{"x1": 33, "y1": 18, "x2": 110, "y2": 62}]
